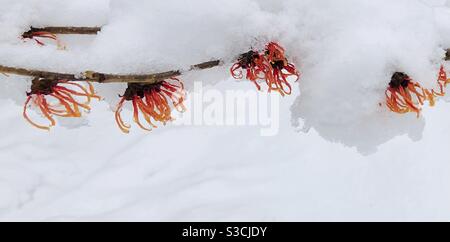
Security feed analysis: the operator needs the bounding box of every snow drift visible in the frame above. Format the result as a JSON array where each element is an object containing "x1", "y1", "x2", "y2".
[{"x1": 2, "y1": 0, "x2": 450, "y2": 221}]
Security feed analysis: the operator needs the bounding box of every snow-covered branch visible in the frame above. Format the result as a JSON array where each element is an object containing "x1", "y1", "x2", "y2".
[{"x1": 0, "y1": 60, "x2": 221, "y2": 84}]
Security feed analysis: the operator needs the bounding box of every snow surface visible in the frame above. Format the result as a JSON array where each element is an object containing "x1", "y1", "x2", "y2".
[{"x1": 0, "y1": 0, "x2": 450, "y2": 221}]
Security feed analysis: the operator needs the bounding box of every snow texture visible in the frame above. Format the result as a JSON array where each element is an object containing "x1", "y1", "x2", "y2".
[{"x1": 0, "y1": 0, "x2": 450, "y2": 221}]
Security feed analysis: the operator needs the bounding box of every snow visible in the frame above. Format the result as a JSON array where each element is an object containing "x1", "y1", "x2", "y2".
[{"x1": 0, "y1": 0, "x2": 450, "y2": 221}]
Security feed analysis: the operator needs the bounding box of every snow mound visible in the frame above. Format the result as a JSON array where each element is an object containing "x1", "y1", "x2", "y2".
[
  {"x1": 285, "y1": 0, "x2": 450, "y2": 153},
  {"x1": 1, "y1": 0, "x2": 450, "y2": 152}
]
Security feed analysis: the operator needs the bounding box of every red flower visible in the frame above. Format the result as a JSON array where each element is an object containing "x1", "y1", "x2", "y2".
[
  {"x1": 23, "y1": 78, "x2": 100, "y2": 130},
  {"x1": 115, "y1": 78, "x2": 186, "y2": 133},
  {"x1": 230, "y1": 50, "x2": 268, "y2": 90},
  {"x1": 264, "y1": 42, "x2": 300, "y2": 96},
  {"x1": 437, "y1": 65, "x2": 449, "y2": 95},
  {"x1": 385, "y1": 67, "x2": 450, "y2": 116},
  {"x1": 230, "y1": 42, "x2": 300, "y2": 96},
  {"x1": 22, "y1": 30, "x2": 64, "y2": 48},
  {"x1": 385, "y1": 72, "x2": 436, "y2": 116}
]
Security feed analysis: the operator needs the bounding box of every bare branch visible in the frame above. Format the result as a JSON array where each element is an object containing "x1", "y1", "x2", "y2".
[
  {"x1": 23, "y1": 27, "x2": 102, "y2": 37},
  {"x1": 0, "y1": 65, "x2": 77, "y2": 80},
  {"x1": 0, "y1": 59, "x2": 223, "y2": 84}
]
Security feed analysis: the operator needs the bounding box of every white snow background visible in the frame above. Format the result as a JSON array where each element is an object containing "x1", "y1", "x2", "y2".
[{"x1": 0, "y1": 0, "x2": 450, "y2": 221}]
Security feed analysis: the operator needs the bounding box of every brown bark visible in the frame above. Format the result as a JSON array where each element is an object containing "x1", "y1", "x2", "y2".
[
  {"x1": 0, "y1": 59, "x2": 222, "y2": 84},
  {"x1": 22, "y1": 27, "x2": 102, "y2": 38}
]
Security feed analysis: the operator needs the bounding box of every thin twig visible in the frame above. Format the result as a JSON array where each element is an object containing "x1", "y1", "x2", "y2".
[
  {"x1": 23, "y1": 27, "x2": 102, "y2": 38},
  {"x1": 0, "y1": 60, "x2": 223, "y2": 84}
]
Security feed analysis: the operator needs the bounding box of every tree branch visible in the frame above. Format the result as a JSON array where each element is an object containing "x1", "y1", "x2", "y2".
[
  {"x1": 0, "y1": 60, "x2": 223, "y2": 84},
  {"x1": 23, "y1": 27, "x2": 102, "y2": 37}
]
